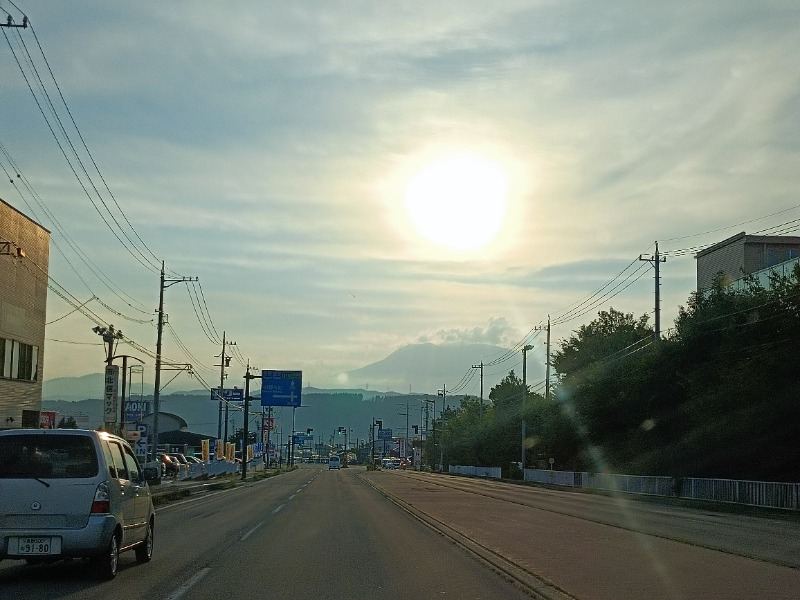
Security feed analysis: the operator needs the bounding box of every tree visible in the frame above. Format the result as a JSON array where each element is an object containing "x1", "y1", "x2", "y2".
[
  {"x1": 552, "y1": 308, "x2": 652, "y2": 379},
  {"x1": 58, "y1": 416, "x2": 78, "y2": 428}
]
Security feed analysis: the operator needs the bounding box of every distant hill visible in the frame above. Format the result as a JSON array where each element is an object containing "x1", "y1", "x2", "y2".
[
  {"x1": 42, "y1": 388, "x2": 434, "y2": 442},
  {"x1": 41, "y1": 342, "x2": 539, "y2": 438},
  {"x1": 44, "y1": 342, "x2": 533, "y2": 401},
  {"x1": 42, "y1": 373, "x2": 196, "y2": 402}
]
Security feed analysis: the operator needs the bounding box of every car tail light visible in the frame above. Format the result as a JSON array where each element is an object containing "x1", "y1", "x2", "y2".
[{"x1": 91, "y1": 481, "x2": 111, "y2": 514}]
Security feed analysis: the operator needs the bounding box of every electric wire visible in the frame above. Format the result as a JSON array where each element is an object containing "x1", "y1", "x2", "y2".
[
  {"x1": 0, "y1": 143, "x2": 152, "y2": 313},
  {"x1": 5, "y1": 21, "x2": 162, "y2": 275}
]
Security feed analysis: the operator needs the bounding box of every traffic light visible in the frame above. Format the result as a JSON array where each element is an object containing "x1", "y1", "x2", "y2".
[{"x1": 413, "y1": 425, "x2": 418, "y2": 434}]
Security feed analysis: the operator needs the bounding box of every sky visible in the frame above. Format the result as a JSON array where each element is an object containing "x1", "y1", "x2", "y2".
[{"x1": 1, "y1": 1, "x2": 799, "y2": 397}]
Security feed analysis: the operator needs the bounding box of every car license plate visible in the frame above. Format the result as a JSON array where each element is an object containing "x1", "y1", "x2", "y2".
[{"x1": 10, "y1": 536, "x2": 61, "y2": 555}]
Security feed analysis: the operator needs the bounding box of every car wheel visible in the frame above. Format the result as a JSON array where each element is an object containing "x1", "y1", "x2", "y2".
[
  {"x1": 92, "y1": 533, "x2": 119, "y2": 579},
  {"x1": 136, "y1": 519, "x2": 154, "y2": 563}
]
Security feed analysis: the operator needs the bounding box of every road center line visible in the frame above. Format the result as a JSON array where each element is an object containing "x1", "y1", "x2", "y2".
[
  {"x1": 166, "y1": 567, "x2": 211, "y2": 600},
  {"x1": 272, "y1": 504, "x2": 284, "y2": 514},
  {"x1": 240, "y1": 522, "x2": 264, "y2": 541}
]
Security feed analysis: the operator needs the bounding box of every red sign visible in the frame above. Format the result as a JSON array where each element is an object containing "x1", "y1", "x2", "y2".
[{"x1": 262, "y1": 417, "x2": 275, "y2": 431}]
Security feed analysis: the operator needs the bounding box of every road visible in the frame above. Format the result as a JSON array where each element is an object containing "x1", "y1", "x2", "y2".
[
  {"x1": 2, "y1": 466, "x2": 798, "y2": 599},
  {"x1": 0, "y1": 466, "x2": 532, "y2": 599}
]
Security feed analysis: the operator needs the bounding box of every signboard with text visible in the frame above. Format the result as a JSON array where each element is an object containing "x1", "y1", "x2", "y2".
[
  {"x1": 134, "y1": 424, "x2": 148, "y2": 457},
  {"x1": 260, "y1": 370, "x2": 302, "y2": 407},
  {"x1": 104, "y1": 365, "x2": 119, "y2": 425},
  {"x1": 211, "y1": 388, "x2": 245, "y2": 403},
  {"x1": 124, "y1": 400, "x2": 150, "y2": 424},
  {"x1": 378, "y1": 428, "x2": 393, "y2": 441},
  {"x1": 39, "y1": 411, "x2": 57, "y2": 429}
]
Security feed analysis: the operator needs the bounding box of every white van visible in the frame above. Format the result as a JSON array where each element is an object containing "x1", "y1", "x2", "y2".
[{"x1": 328, "y1": 455, "x2": 341, "y2": 470}]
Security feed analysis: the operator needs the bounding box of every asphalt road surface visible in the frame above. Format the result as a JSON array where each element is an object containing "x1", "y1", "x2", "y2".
[
  {"x1": 2, "y1": 465, "x2": 798, "y2": 599},
  {"x1": 0, "y1": 466, "x2": 533, "y2": 599}
]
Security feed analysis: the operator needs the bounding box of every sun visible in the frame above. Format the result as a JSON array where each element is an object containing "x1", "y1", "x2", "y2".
[{"x1": 404, "y1": 154, "x2": 509, "y2": 252}]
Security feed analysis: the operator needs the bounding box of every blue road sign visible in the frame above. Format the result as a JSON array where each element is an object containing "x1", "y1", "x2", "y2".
[
  {"x1": 125, "y1": 401, "x2": 150, "y2": 424},
  {"x1": 261, "y1": 370, "x2": 302, "y2": 407},
  {"x1": 378, "y1": 428, "x2": 393, "y2": 441}
]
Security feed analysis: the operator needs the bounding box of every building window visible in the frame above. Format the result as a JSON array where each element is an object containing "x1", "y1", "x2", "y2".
[{"x1": 0, "y1": 337, "x2": 38, "y2": 381}]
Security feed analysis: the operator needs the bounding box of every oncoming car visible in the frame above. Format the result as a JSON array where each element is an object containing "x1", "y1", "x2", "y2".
[{"x1": 0, "y1": 428, "x2": 158, "y2": 579}]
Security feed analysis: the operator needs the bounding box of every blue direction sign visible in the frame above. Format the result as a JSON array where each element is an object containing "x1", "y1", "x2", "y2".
[
  {"x1": 261, "y1": 370, "x2": 302, "y2": 407},
  {"x1": 210, "y1": 388, "x2": 245, "y2": 402}
]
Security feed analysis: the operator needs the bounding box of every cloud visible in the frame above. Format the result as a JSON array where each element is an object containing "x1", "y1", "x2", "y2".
[{"x1": 417, "y1": 316, "x2": 520, "y2": 346}]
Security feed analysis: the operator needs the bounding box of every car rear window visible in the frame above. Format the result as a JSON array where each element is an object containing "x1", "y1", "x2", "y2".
[{"x1": 0, "y1": 434, "x2": 99, "y2": 479}]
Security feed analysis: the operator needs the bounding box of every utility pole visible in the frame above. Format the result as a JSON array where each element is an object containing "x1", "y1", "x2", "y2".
[
  {"x1": 93, "y1": 325, "x2": 123, "y2": 432},
  {"x1": 521, "y1": 344, "x2": 532, "y2": 473},
  {"x1": 151, "y1": 262, "x2": 197, "y2": 462},
  {"x1": 242, "y1": 360, "x2": 258, "y2": 481},
  {"x1": 215, "y1": 332, "x2": 236, "y2": 441},
  {"x1": 437, "y1": 385, "x2": 446, "y2": 471},
  {"x1": 371, "y1": 418, "x2": 382, "y2": 468},
  {"x1": 1, "y1": 15, "x2": 28, "y2": 29},
  {"x1": 471, "y1": 361, "x2": 484, "y2": 414},
  {"x1": 639, "y1": 241, "x2": 666, "y2": 344},
  {"x1": 545, "y1": 316, "x2": 551, "y2": 402}
]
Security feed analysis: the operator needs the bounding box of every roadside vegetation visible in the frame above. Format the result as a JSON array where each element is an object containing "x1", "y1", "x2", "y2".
[{"x1": 427, "y1": 267, "x2": 800, "y2": 482}]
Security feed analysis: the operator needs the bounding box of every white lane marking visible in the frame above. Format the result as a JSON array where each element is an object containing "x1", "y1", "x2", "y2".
[
  {"x1": 166, "y1": 567, "x2": 211, "y2": 600},
  {"x1": 272, "y1": 504, "x2": 284, "y2": 514},
  {"x1": 240, "y1": 522, "x2": 264, "y2": 541},
  {"x1": 288, "y1": 494, "x2": 296, "y2": 500}
]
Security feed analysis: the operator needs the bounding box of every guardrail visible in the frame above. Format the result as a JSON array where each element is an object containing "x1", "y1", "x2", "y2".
[
  {"x1": 449, "y1": 465, "x2": 502, "y2": 479},
  {"x1": 446, "y1": 466, "x2": 799, "y2": 510},
  {"x1": 523, "y1": 469, "x2": 800, "y2": 511}
]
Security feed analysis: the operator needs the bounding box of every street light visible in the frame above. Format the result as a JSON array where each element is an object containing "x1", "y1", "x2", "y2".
[{"x1": 109, "y1": 354, "x2": 145, "y2": 437}]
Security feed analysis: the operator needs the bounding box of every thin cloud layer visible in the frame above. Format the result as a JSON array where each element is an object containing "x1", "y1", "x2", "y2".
[{"x1": 1, "y1": 1, "x2": 797, "y2": 394}]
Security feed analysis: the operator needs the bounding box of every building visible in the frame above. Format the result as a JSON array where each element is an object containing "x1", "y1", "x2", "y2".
[
  {"x1": 696, "y1": 232, "x2": 800, "y2": 292},
  {"x1": 1, "y1": 198, "x2": 50, "y2": 427}
]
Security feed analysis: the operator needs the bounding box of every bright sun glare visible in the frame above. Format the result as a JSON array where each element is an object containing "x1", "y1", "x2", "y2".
[{"x1": 404, "y1": 154, "x2": 509, "y2": 252}]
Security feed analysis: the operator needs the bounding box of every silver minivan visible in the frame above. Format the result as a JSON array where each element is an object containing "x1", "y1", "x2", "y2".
[{"x1": 0, "y1": 428, "x2": 157, "y2": 578}]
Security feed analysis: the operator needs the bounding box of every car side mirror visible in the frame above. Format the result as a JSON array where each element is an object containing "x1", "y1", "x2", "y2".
[{"x1": 143, "y1": 465, "x2": 160, "y2": 483}]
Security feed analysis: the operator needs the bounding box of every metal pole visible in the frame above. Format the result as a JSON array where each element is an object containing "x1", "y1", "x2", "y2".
[
  {"x1": 522, "y1": 344, "x2": 532, "y2": 473},
  {"x1": 242, "y1": 360, "x2": 254, "y2": 481},
  {"x1": 545, "y1": 316, "x2": 551, "y2": 402},
  {"x1": 151, "y1": 263, "x2": 165, "y2": 463},
  {"x1": 119, "y1": 355, "x2": 127, "y2": 436}
]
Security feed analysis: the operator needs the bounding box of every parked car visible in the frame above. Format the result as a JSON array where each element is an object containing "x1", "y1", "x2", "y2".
[
  {"x1": 167, "y1": 452, "x2": 190, "y2": 472},
  {"x1": 0, "y1": 428, "x2": 158, "y2": 579},
  {"x1": 157, "y1": 452, "x2": 179, "y2": 477}
]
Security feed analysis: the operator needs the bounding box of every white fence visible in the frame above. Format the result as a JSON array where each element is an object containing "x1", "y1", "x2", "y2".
[{"x1": 522, "y1": 469, "x2": 800, "y2": 511}]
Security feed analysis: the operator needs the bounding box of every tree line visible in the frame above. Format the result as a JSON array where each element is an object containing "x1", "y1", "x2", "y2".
[{"x1": 424, "y1": 266, "x2": 800, "y2": 482}]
